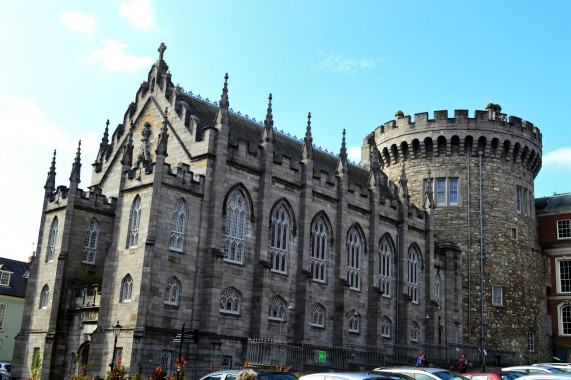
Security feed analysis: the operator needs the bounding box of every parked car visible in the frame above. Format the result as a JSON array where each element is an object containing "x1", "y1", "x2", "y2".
[
  {"x1": 374, "y1": 366, "x2": 469, "y2": 380},
  {"x1": 200, "y1": 369, "x2": 298, "y2": 380},
  {"x1": 0, "y1": 362, "x2": 11, "y2": 380},
  {"x1": 464, "y1": 373, "x2": 520, "y2": 380},
  {"x1": 300, "y1": 371, "x2": 415, "y2": 380},
  {"x1": 515, "y1": 375, "x2": 571, "y2": 380},
  {"x1": 501, "y1": 366, "x2": 564, "y2": 374},
  {"x1": 533, "y1": 364, "x2": 571, "y2": 372}
]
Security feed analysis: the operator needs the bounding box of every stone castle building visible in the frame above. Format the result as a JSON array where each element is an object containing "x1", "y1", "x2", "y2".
[{"x1": 12, "y1": 44, "x2": 549, "y2": 379}]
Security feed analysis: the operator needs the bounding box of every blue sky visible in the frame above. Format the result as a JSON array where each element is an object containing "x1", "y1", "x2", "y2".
[{"x1": 1, "y1": 0, "x2": 570, "y2": 261}]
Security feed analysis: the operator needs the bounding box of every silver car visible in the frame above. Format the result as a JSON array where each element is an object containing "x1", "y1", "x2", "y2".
[
  {"x1": 300, "y1": 371, "x2": 415, "y2": 380},
  {"x1": 374, "y1": 366, "x2": 469, "y2": 380}
]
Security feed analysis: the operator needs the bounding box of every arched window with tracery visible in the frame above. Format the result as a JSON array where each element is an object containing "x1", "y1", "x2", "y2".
[
  {"x1": 121, "y1": 274, "x2": 133, "y2": 302},
  {"x1": 169, "y1": 198, "x2": 187, "y2": 252},
  {"x1": 40, "y1": 284, "x2": 50, "y2": 309},
  {"x1": 408, "y1": 246, "x2": 420, "y2": 303},
  {"x1": 381, "y1": 317, "x2": 392, "y2": 338},
  {"x1": 348, "y1": 311, "x2": 360, "y2": 333},
  {"x1": 311, "y1": 303, "x2": 326, "y2": 327},
  {"x1": 128, "y1": 196, "x2": 142, "y2": 248},
  {"x1": 82, "y1": 219, "x2": 99, "y2": 264},
  {"x1": 346, "y1": 228, "x2": 362, "y2": 291},
  {"x1": 46, "y1": 217, "x2": 58, "y2": 262},
  {"x1": 164, "y1": 277, "x2": 181, "y2": 305},
  {"x1": 268, "y1": 296, "x2": 286, "y2": 321},
  {"x1": 411, "y1": 321, "x2": 420, "y2": 342},
  {"x1": 379, "y1": 238, "x2": 392, "y2": 297},
  {"x1": 310, "y1": 216, "x2": 328, "y2": 282},
  {"x1": 224, "y1": 190, "x2": 247, "y2": 264},
  {"x1": 270, "y1": 204, "x2": 290, "y2": 274},
  {"x1": 220, "y1": 287, "x2": 242, "y2": 315}
]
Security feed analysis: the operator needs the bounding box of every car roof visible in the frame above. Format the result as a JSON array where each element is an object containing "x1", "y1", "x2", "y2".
[
  {"x1": 301, "y1": 372, "x2": 412, "y2": 380},
  {"x1": 200, "y1": 370, "x2": 297, "y2": 380},
  {"x1": 516, "y1": 375, "x2": 571, "y2": 380},
  {"x1": 503, "y1": 366, "x2": 557, "y2": 370},
  {"x1": 375, "y1": 367, "x2": 451, "y2": 374}
]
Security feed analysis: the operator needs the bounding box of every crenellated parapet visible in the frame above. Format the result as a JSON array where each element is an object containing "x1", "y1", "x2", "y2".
[{"x1": 367, "y1": 105, "x2": 543, "y2": 178}]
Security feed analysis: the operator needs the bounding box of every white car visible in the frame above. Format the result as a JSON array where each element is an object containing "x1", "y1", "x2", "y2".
[
  {"x1": 374, "y1": 366, "x2": 469, "y2": 380},
  {"x1": 516, "y1": 375, "x2": 571, "y2": 380},
  {"x1": 502, "y1": 366, "x2": 564, "y2": 374},
  {"x1": 0, "y1": 362, "x2": 10, "y2": 380}
]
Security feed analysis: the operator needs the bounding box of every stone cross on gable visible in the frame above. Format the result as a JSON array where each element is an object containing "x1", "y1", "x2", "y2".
[{"x1": 158, "y1": 43, "x2": 167, "y2": 61}]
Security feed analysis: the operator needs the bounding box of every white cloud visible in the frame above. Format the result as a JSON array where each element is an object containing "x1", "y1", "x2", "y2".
[
  {"x1": 0, "y1": 97, "x2": 99, "y2": 262},
  {"x1": 348, "y1": 146, "x2": 362, "y2": 163},
  {"x1": 59, "y1": 11, "x2": 99, "y2": 38},
  {"x1": 119, "y1": 0, "x2": 157, "y2": 30},
  {"x1": 80, "y1": 40, "x2": 154, "y2": 74},
  {"x1": 543, "y1": 147, "x2": 571, "y2": 169},
  {"x1": 318, "y1": 52, "x2": 378, "y2": 74}
]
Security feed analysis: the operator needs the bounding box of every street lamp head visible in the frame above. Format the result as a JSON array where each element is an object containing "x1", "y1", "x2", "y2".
[{"x1": 113, "y1": 320, "x2": 122, "y2": 338}]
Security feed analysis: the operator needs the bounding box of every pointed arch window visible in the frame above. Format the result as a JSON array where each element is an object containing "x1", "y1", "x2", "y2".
[
  {"x1": 348, "y1": 312, "x2": 360, "y2": 333},
  {"x1": 46, "y1": 217, "x2": 58, "y2": 262},
  {"x1": 40, "y1": 284, "x2": 50, "y2": 309},
  {"x1": 164, "y1": 277, "x2": 181, "y2": 306},
  {"x1": 169, "y1": 198, "x2": 187, "y2": 252},
  {"x1": 121, "y1": 274, "x2": 133, "y2": 302},
  {"x1": 128, "y1": 196, "x2": 142, "y2": 248},
  {"x1": 381, "y1": 317, "x2": 392, "y2": 338},
  {"x1": 82, "y1": 219, "x2": 100, "y2": 264},
  {"x1": 270, "y1": 204, "x2": 290, "y2": 274},
  {"x1": 379, "y1": 238, "x2": 392, "y2": 297},
  {"x1": 408, "y1": 247, "x2": 419, "y2": 303},
  {"x1": 411, "y1": 321, "x2": 420, "y2": 342},
  {"x1": 224, "y1": 190, "x2": 247, "y2": 264},
  {"x1": 346, "y1": 228, "x2": 362, "y2": 291},
  {"x1": 434, "y1": 273, "x2": 441, "y2": 305},
  {"x1": 220, "y1": 288, "x2": 242, "y2": 315},
  {"x1": 311, "y1": 303, "x2": 326, "y2": 328},
  {"x1": 268, "y1": 296, "x2": 286, "y2": 321},
  {"x1": 310, "y1": 217, "x2": 328, "y2": 283}
]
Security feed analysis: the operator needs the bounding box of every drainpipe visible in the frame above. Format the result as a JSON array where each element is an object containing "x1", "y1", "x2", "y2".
[
  {"x1": 478, "y1": 149, "x2": 485, "y2": 370},
  {"x1": 396, "y1": 225, "x2": 401, "y2": 345},
  {"x1": 467, "y1": 146, "x2": 471, "y2": 343}
]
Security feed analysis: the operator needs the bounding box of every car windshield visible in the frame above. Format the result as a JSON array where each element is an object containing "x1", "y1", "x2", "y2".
[
  {"x1": 5, "y1": 364, "x2": 11, "y2": 372},
  {"x1": 259, "y1": 374, "x2": 298, "y2": 380},
  {"x1": 432, "y1": 371, "x2": 469, "y2": 380},
  {"x1": 500, "y1": 375, "x2": 518, "y2": 380},
  {"x1": 380, "y1": 375, "x2": 414, "y2": 380}
]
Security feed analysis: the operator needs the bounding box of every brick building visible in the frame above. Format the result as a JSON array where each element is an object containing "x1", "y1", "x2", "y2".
[
  {"x1": 536, "y1": 193, "x2": 571, "y2": 361},
  {"x1": 12, "y1": 44, "x2": 550, "y2": 379}
]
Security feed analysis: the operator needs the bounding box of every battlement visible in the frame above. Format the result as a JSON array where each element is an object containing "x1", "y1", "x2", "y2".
[
  {"x1": 376, "y1": 106, "x2": 542, "y2": 145},
  {"x1": 163, "y1": 162, "x2": 205, "y2": 194}
]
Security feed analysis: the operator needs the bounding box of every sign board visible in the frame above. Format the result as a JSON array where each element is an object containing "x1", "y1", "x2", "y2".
[{"x1": 319, "y1": 351, "x2": 326, "y2": 362}]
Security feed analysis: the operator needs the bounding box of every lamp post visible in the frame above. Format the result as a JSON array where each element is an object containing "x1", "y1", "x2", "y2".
[{"x1": 111, "y1": 321, "x2": 122, "y2": 375}]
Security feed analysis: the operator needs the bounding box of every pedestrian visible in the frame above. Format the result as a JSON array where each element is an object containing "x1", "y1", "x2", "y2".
[
  {"x1": 457, "y1": 354, "x2": 468, "y2": 373},
  {"x1": 416, "y1": 351, "x2": 425, "y2": 366}
]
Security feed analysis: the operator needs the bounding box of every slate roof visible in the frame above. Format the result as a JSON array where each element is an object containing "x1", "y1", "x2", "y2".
[
  {"x1": 535, "y1": 193, "x2": 571, "y2": 212},
  {"x1": 0, "y1": 257, "x2": 29, "y2": 299},
  {"x1": 178, "y1": 93, "x2": 395, "y2": 199}
]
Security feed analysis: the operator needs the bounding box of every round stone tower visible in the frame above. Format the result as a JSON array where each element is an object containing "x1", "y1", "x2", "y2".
[{"x1": 363, "y1": 104, "x2": 547, "y2": 361}]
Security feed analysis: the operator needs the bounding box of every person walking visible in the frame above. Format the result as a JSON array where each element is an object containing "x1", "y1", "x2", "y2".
[
  {"x1": 416, "y1": 351, "x2": 425, "y2": 366},
  {"x1": 457, "y1": 354, "x2": 468, "y2": 373}
]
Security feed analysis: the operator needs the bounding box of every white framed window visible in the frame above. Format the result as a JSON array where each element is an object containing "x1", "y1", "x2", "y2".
[
  {"x1": 449, "y1": 179, "x2": 458, "y2": 205},
  {"x1": 164, "y1": 277, "x2": 181, "y2": 306},
  {"x1": 408, "y1": 247, "x2": 419, "y2": 303},
  {"x1": 0, "y1": 304, "x2": 6, "y2": 330},
  {"x1": 311, "y1": 303, "x2": 326, "y2": 328},
  {"x1": 346, "y1": 228, "x2": 362, "y2": 291},
  {"x1": 121, "y1": 274, "x2": 133, "y2": 302},
  {"x1": 82, "y1": 219, "x2": 100, "y2": 264},
  {"x1": 561, "y1": 304, "x2": 571, "y2": 336},
  {"x1": 527, "y1": 332, "x2": 534, "y2": 352},
  {"x1": 516, "y1": 186, "x2": 522, "y2": 213},
  {"x1": 492, "y1": 285, "x2": 503, "y2": 306},
  {"x1": 411, "y1": 322, "x2": 420, "y2": 342},
  {"x1": 348, "y1": 312, "x2": 360, "y2": 333},
  {"x1": 40, "y1": 285, "x2": 50, "y2": 309},
  {"x1": 220, "y1": 287, "x2": 241, "y2": 315},
  {"x1": 379, "y1": 238, "x2": 392, "y2": 297},
  {"x1": 128, "y1": 196, "x2": 142, "y2": 248},
  {"x1": 0, "y1": 272, "x2": 10, "y2": 287},
  {"x1": 434, "y1": 273, "x2": 441, "y2": 305},
  {"x1": 161, "y1": 351, "x2": 172, "y2": 372},
  {"x1": 310, "y1": 217, "x2": 328, "y2": 282},
  {"x1": 170, "y1": 198, "x2": 187, "y2": 252},
  {"x1": 46, "y1": 217, "x2": 58, "y2": 262},
  {"x1": 381, "y1": 317, "x2": 391, "y2": 338},
  {"x1": 224, "y1": 190, "x2": 247, "y2": 264},
  {"x1": 558, "y1": 220, "x2": 571, "y2": 240},
  {"x1": 269, "y1": 204, "x2": 290, "y2": 274},
  {"x1": 436, "y1": 179, "x2": 446, "y2": 205},
  {"x1": 268, "y1": 296, "x2": 286, "y2": 322},
  {"x1": 558, "y1": 259, "x2": 571, "y2": 293}
]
